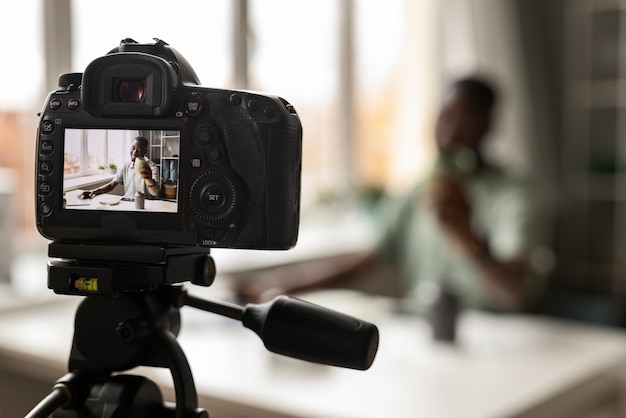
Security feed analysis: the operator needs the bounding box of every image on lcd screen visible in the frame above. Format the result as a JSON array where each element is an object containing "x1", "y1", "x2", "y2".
[{"x1": 62, "y1": 128, "x2": 179, "y2": 213}]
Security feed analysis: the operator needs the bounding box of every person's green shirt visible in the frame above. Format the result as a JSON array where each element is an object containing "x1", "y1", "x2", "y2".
[{"x1": 373, "y1": 165, "x2": 547, "y2": 310}]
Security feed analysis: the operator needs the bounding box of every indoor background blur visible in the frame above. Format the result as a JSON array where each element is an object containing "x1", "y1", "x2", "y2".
[
  {"x1": 0, "y1": 0, "x2": 599, "y2": 318},
  {"x1": 1, "y1": 0, "x2": 557, "y2": 293},
  {"x1": 2, "y1": 0, "x2": 626, "y2": 417}
]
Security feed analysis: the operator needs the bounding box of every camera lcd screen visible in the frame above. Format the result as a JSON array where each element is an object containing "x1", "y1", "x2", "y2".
[{"x1": 62, "y1": 128, "x2": 180, "y2": 214}]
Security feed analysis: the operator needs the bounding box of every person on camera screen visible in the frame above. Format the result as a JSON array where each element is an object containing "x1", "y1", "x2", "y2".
[{"x1": 80, "y1": 136, "x2": 161, "y2": 199}]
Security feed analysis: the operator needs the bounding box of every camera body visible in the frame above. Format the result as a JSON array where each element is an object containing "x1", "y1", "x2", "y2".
[{"x1": 36, "y1": 39, "x2": 302, "y2": 250}]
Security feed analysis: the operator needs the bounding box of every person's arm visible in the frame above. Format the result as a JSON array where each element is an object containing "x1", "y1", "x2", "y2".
[
  {"x1": 80, "y1": 180, "x2": 118, "y2": 199},
  {"x1": 139, "y1": 163, "x2": 160, "y2": 197},
  {"x1": 454, "y1": 236, "x2": 526, "y2": 311},
  {"x1": 233, "y1": 252, "x2": 376, "y2": 303},
  {"x1": 428, "y1": 176, "x2": 525, "y2": 311}
]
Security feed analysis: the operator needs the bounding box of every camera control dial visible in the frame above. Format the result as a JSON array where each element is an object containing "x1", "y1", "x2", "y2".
[
  {"x1": 58, "y1": 73, "x2": 82, "y2": 90},
  {"x1": 189, "y1": 169, "x2": 244, "y2": 226}
]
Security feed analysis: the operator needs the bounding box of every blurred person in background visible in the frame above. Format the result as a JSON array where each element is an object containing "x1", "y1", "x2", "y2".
[{"x1": 235, "y1": 77, "x2": 551, "y2": 312}]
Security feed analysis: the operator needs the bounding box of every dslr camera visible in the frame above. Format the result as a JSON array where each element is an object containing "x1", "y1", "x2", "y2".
[{"x1": 36, "y1": 38, "x2": 302, "y2": 250}]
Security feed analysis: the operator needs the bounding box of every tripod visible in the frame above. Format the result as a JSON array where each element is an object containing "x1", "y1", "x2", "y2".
[{"x1": 26, "y1": 243, "x2": 379, "y2": 417}]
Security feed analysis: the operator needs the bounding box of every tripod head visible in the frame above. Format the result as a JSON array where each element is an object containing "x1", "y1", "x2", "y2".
[{"x1": 27, "y1": 243, "x2": 379, "y2": 417}]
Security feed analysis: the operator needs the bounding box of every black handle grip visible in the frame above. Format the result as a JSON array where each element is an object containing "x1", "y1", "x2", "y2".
[{"x1": 242, "y1": 296, "x2": 379, "y2": 370}]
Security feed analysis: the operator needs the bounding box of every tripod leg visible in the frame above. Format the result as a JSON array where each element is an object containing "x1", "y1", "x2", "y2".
[
  {"x1": 25, "y1": 385, "x2": 71, "y2": 418},
  {"x1": 25, "y1": 371, "x2": 97, "y2": 418},
  {"x1": 153, "y1": 328, "x2": 208, "y2": 418},
  {"x1": 28, "y1": 288, "x2": 208, "y2": 417}
]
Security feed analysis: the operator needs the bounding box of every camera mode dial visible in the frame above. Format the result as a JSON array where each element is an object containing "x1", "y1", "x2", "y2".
[
  {"x1": 58, "y1": 73, "x2": 82, "y2": 90},
  {"x1": 189, "y1": 169, "x2": 244, "y2": 225}
]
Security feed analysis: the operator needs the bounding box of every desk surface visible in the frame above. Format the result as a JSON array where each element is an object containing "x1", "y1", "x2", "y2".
[
  {"x1": 1, "y1": 290, "x2": 626, "y2": 418},
  {"x1": 64, "y1": 190, "x2": 177, "y2": 213}
]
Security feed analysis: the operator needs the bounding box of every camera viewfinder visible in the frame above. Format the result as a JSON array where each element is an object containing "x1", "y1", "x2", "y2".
[{"x1": 116, "y1": 78, "x2": 146, "y2": 103}]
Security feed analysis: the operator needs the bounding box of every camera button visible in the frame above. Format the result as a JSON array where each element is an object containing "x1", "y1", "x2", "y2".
[
  {"x1": 41, "y1": 120, "x2": 55, "y2": 135},
  {"x1": 40, "y1": 202, "x2": 52, "y2": 217},
  {"x1": 191, "y1": 158, "x2": 203, "y2": 168},
  {"x1": 194, "y1": 124, "x2": 218, "y2": 145},
  {"x1": 247, "y1": 99, "x2": 259, "y2": 111},
  {"x1": 40, "y1": 141, "x2": 54, "y2": 155},
  {"x1": 264, "y1": 105, "x2": 276, "y2": 118},
  {"x1": 190, "y1": 170, "x2": 243, "y2": 225},
  {"x1": 229, "y1": 94, "x2": 242, "y2": 106},
  {"x1": 209, "y1": 150, "x2": 221, "y2": 161},
  {"x1": 67, "y1": 98, "x2": 80, "y2": 110},
  {"x1": 49, "y1": 98, "x2": 62, "y2": 110},
  {"x1": 40, "y1": 161, "x2": 53, "y2": 176},
  {"x1": 204, "y1": 187, "x2": 225, "y2": 208},
  {"x1": 39, "y1": 182, "x2": 53, "y2": 196},
  {"x1": 184, "y1": 96, "x2": 204, "y2": 117}
]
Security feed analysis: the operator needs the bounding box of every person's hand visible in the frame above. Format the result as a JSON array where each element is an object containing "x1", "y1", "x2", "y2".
[
  {"x1": 79, "y1": 190, "x2": 94, "y2": 199},
  {"x1": 429, "y1": 175, "x2": 470, "y2": 227},
  {"x1": 139, "y1": 164, "x2": 153, "y2": 181},
  {"x1": 428, "y1": 175, "x2": 484, "y2": 255}
]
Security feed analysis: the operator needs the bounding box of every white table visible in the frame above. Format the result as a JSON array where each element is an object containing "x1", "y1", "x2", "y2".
[
  {"x1": 64, "y1": 190, "x2": 177, "y2": 213},
  {"x1": 1, "y1": 289, "x2": 626, "y2": 418}
]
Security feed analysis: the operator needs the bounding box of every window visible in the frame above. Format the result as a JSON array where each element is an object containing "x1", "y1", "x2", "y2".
[
  {"x1": 249, "y1": 0, "x2": 341, "y2": 206},
  {"x1": 0, "y1": 0, "x2": 43, "y2": 109},
  {"x1": 249, "y1": 0, "x2": 438, "y2": 205},
  {"x1": 0, "y1": 0, "x2": 43, "y2": 286},
  {"x1": 63, "y1": 129, "x2": 134, "y2": 180},
  {"x1": 353, "y1": 0, "x2": 439, "y2": 194},
  {"x1": 70, "y1": 0, "x2": 232, "y2": 88}
]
